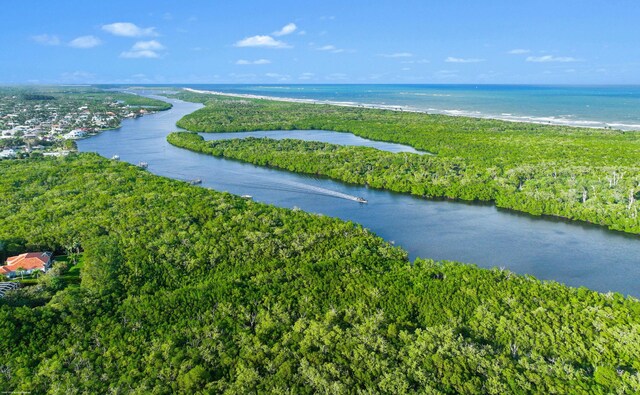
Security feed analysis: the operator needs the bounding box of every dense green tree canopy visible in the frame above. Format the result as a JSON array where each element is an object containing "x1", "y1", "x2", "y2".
[{"x1": 1, "y1": 155, "x2": 640, "y2": 393}]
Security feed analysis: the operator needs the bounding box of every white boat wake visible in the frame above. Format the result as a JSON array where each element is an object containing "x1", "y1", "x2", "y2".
[
  {"x1": 276, "y1": 179, "x2": 367, "y2": 203},
  {"x1": 161, "y1": 167, "x2": 367, "y2": 203}
]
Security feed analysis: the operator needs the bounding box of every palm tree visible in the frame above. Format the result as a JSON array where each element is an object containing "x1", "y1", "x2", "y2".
[{"x1": 16, "y1": 266, "x2": 26, "y2": 280}]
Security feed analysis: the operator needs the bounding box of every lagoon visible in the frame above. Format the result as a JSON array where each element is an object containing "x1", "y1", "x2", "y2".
[{"x1": 200, "y1": 129, "x2": 428, "y2": 155}]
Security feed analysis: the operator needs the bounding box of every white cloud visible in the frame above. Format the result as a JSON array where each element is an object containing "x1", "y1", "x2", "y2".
[
  {"x1": 508, "y1": 49, "x2": 530, "y2": 55},
  {"x1": 273, "y1": 23, "x2": 297, "y2": 36},
  {"x1": 402, "y1": 59, "x2": 430, "y2": 64},
  {"x1": 120, "y1": 40, "x2": 166, "y2": 58},
  {"x1": 32, "y1": 34, "x2": 60, "y2": 46},
  {"x1": 234, "y1": 35, "x2": 291, "y2": 48},
  {"x1": 60, "y1": 71, "x2": 96, "y2": 82},
  {"x1": 265, "y1": 73, "x2": 291, "y2": 81},
  {"x1": 326, "y1": 73, "x2": 348, "y2": 80},
  {"x1": 317, "y1": 44, "x2": 346, "y2": 53},
  {"x1": 298, "y1": 72, "x2": 315, "y2": 80},
  {"x1": 102, "y1": 22, "x2": 158, "y2": 37},
  {"x1": 131, "y1": 40, "x2": 165, "y2": 51},
  {"x1": 367, "y1": 73, "x2": 388, "y2": 80},
  {"x1": 445, "y1": 57, "x2": 485, "y2": 63},
  {"x1": 69, "y1": 36, "x2": 102, "y2": 49},
  {"x1": 380, "y1": 52, "x2": 413, "y2": 58},
  {"x1": 526, "y1": 55, "x2": 580, "y2": 63},
  {"x1": 435, "y1": 69, "x2": 459, "y2": 78},
  {"x1": 120, "y1": 50, "x2": 159, "y2": 58},
  {"x1": 236, "y1": 59, "x2": 271, "y2": 65}
]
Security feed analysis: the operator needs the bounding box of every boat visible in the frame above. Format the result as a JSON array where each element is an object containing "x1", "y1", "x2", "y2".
[
  {"x1": 189, "y1": 178, "x2": 202, "y2": 185},
  {"x1": 241, "y1": 195, "x2": 253, "y2": 199},
  {"x1": 355, "y1": 197, "x2": 368, "y2": 203},
  {"x1": 111, "y1": 154, "x2": 120, "y2": 161},
  {"x1": 137, "y1": 162, "x2": 148, "y2": 169}
]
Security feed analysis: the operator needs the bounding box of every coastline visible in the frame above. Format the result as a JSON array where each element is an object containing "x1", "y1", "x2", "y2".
[{"x1": 183, "y1": 87, "x2": 640, "y2": 132}]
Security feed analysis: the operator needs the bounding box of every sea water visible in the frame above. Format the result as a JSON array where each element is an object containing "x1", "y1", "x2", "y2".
[{"x1": 182, "y1": 84, "x2": 640, "y2": 131}]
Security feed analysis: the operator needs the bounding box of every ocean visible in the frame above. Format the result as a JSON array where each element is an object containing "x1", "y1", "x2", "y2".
[{"x1": 181, "y1": 84, "x2": 640, "y2": 131}]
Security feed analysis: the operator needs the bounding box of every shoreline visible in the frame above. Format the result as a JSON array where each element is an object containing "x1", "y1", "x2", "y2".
[
  {"x1": 183, "y1": 87, "x2": 639, "y2": 132},
  {"x1": 81, "y1": 92, "x2": 640, "y2": 297}
]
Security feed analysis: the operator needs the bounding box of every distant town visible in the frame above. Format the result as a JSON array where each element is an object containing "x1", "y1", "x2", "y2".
[{"x1": 0, "y1": 87, "x2": 171, "y2": 159}]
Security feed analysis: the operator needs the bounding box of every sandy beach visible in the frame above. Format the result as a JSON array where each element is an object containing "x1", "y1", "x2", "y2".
[{"x1": 183, "y1": 87, "x2": 636, "y2": 131}]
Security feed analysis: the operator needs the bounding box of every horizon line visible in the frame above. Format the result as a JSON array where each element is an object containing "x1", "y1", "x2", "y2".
[{"x1": 2, "y1": 83, "x2": 640, "y2": 87}]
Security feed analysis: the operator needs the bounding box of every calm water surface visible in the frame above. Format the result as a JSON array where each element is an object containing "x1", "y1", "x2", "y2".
[
  {"x1": 78, "y1": 95, "x2": 640, "y2": 297},
  {"x1": 200, "y1": 130, "x2": 428, "y2": 155}
]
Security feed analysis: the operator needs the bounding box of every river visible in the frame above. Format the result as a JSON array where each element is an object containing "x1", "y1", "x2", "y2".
[{"x1": 78, "y1": 94, "x2": 640, "y2": 297}]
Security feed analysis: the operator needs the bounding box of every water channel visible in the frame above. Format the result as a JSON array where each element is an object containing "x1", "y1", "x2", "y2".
[{"x1": 77, "y1": 94, "x2": 640, "y2": 297}]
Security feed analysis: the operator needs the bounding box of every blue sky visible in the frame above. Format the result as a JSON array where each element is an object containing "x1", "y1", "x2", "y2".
[{"x1": 1, "y1": 0, "x2": 638, "y2": 84}]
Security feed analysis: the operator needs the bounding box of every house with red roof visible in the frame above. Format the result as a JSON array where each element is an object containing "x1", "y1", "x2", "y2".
[{"x1": 0, "y1": 252, "x2": 52, "y2": 278}]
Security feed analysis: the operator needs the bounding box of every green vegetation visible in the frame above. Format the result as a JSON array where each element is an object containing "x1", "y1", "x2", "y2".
[
  {"x1": 1, "y1": 255, "x2": 82, "y2": 286},
  {"x1": 22, "y1": 94, "x2": 56, "y2": 101},
  {"x1": 54, "y1": 254, "x2": 84, "y2": 285},
  {"x1": 1, "y1": 258, "x2": 81, "y2": 308},
  {"x1": 2, "y1": 154, "x2": 640, "y2": 393},
  {"x1": 171, "y1": 92, "x2": 640, "y2": 234}
]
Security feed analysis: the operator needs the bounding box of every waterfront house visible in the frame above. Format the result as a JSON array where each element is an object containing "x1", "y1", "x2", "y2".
[
  {"x1": 64, "y1": 129, "x2": 87, "y2": 140},
  {"x1": 0, "y1": 252, "x2": 52, "y2": 278},
  {"x1": 0, "y1": 149, "x2": 16, "y2": 159}
]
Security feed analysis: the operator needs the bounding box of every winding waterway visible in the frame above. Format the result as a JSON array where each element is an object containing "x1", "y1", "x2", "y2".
[{"x1": 78, "y1": 94, "x2": 640, "y2": 297}]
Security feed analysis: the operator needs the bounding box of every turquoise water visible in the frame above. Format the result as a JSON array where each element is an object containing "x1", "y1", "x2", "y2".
[{"x1": 182, "y1": 84, "x2": 640, "y2": 130}]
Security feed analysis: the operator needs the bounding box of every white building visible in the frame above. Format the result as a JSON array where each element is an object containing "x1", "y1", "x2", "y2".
[
  {"x1": 0, "y1": 149, "x2": 16, "y2": 159},
  {"x1": 64, "y1": 129, "x2": 87, "y2": 140}
]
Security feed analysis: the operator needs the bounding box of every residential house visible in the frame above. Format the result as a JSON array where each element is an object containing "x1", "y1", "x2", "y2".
[
  {"x1": 0, "y1": 149, "x2": 16, "y2": 159},
  {"x1": 0, "y1": 252, "x2": 53, "y2": 278},
  {"x1": 64, "y1": 129, "x2": 87, "y2": 140}
]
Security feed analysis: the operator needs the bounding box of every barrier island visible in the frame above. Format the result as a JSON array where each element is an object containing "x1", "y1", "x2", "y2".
[{"x1": 171, "y1": 90, "x2": 640, "y2": 234}]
